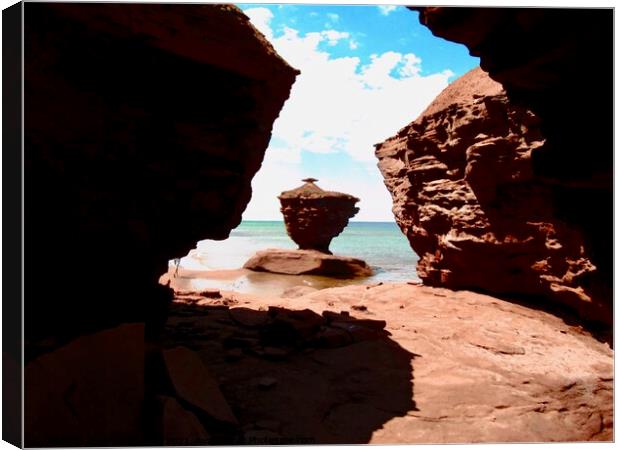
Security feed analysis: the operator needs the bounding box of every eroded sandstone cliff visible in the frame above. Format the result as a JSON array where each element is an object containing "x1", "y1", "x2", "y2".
[
  {"x1": 25, "y1": 3, "x2": 298, "y2": 344},
  {"x1": 376, "y1": 67, "x2": 609, "y2": 324},
  {"x1": 411, "y1": 7, "x2": 612, "y2": 324}
]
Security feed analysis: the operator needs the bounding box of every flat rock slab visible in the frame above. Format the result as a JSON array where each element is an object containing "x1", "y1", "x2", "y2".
[
  {"x1": 243, "y1": 248, "x2": 372, "y2": 278},
  {"x1": 159, "y1": 396, "x2": 210, "y2": 446},
  {"x1": 163, "y1": 346, "x2": 238, "y2": 425},
  {"x1": 25, "y1": 324, "x2": 145, "y2": 447}
]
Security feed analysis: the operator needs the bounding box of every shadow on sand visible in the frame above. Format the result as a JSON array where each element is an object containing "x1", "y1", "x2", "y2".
[{"x1": 156, "y1": 298, "x2": 418, "y2": 444}]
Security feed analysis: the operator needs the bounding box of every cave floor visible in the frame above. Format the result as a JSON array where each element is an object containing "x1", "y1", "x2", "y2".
[{"x1": 159, "y1": 283, "x2": 613, "y2": 444}]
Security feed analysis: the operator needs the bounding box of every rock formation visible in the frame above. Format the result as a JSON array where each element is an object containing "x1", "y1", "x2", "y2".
[
  {"x1": 24, "y1": 3, "x2": 297, "y2": 446},
  {"x1": 244, "y1": 248, "x2": 372, "y2": 277},
  {"x1": 25, "y1": 3, "x2": 298, "y2": 343},
  {"x1": 279, "y1": 178, "x2": 360, "y2": 253},
  {"x1": 243, "y1": 179, "x2": 371, "y2": 278},
  {"x1": 411, "y1": 7, "x2": 613, "y2": 324},
  {"x1": 376, "y1": 67, "x2": 609, "y2": 324}
]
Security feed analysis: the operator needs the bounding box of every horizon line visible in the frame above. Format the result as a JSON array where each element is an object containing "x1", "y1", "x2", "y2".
[{"x1": 241, "y1": 219, "x2": 397, "y2": 223}]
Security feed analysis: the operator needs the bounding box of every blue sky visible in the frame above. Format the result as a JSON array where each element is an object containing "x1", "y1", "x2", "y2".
[
  {"x1": 239, "y1": 4, "x2": 477, "y2": 78},
  {"x1": 238, "y1": 4, "x2": 479, "y2": 221}
]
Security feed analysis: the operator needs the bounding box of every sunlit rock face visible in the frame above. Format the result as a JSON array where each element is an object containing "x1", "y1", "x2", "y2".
[
  {"x1": 279, "y1": 179, "x2": 360, "y2": 254},
  {"x1": 376, "y1": 67, "x2": 609, "y2": 324},
  {"x1": 411, "y1": 7, "x2": 612, "y2": 324},
  {"x1": 25, "y1": 3, "x2": 298, "y2": 343}
]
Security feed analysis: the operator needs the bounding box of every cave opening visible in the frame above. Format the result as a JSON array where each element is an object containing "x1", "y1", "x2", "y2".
[{"x1": 165, "y1": 5, "x2": 479, "y2": 297}]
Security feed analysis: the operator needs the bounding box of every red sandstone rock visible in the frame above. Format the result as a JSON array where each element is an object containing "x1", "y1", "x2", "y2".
[
  {"x1": 265, "y1": 307, "x2": 326, "y2": 342},
  {"x1": 230, "y1": 307, "x2": 270, "y2": 327},
  {"x1": 279, "y1": 179, "x2": 360, "y2": 253},
  {"x1": 25, "y1": 3, "x2": 299, "y2": 343},
  {"x1": 376, "y1": 67, "x2": 609, "y2": 323},
  {"x1": 412, "y1": 7, "x2": 612, "y2": 325},
  {"x1": 243, "y1": 248, "x2": 372, "y2": 277}
]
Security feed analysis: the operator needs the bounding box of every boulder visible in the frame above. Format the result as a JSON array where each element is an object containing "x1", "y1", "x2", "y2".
[
  {"x1": 376, "y1": 67, "x2": 609, "y2": 324},
  {"x1": 244, "y1": 248, "x2": 372, "y2": 278}
]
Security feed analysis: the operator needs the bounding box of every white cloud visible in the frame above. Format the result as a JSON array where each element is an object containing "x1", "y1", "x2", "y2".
[
  {"x1": 349, "y1": 39, "x2": 359, "y2": 50},
  {"x1": 243, "y1": 155, "x2": 305, "y2": 221},
  {"x1": 327, "y1": 13, "x2": 339, "y2": 22},
  {"x1": 399, "y1": 53, "x2": 423, "y2": 77},
  {"x1": 261, "y1": 28, "x2": 452, "y2": 161},
  {"x1": 378, "y1": 5, "x2": 398, "y2": 16},
  {"x1": 320, "y1": 29, "x2": 350, "y2": 46},
  {"x1": 241, "y1": 7, "x2": 455, "y2": 220},
  {"x1": 244, "y1": 7, "x2": 274, "y2": 39}
]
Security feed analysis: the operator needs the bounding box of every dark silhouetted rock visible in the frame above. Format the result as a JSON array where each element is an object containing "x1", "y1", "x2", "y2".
[
  {"x1": 25, "y1": 3, "x2": 298, "y2": 344},
  {"x1": 159, "y1": 396, "x2": 210, "y2": 446},
  {"x1": 376, "y1": 67, "x2": 609, "y2": 324},
  {"x1": 230, "y1": 307, "x2": 270, "y2": 327},
  {"x1": 163, "y1": 346, "x2": 238, "y2": 425},
  {"x1": 25, "y1": 5, "x2": 296, "y2": 444},
  {"x1": 244, "y1": 248, "x2": 372, "y2": 277},
  {"x1": 25, "y1": 324, "x2": 144, "y2": 447},
  {"x1": 279, "y1": 179, "x2": 360, "y2": 253},
  {"x1": 411, "y1": 7, "x2": 612, "y2": 325},
  {"x1": 254, "y1": 419, "x2": 282, "y2": 431},
  {"x1": 257, "y1": 376, "x2": 278, "y2": 389}
]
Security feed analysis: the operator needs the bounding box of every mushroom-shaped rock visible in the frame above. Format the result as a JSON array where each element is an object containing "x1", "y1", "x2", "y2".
[{"x1": 278, "y1": 179, "x2": 360, "y2": 254}]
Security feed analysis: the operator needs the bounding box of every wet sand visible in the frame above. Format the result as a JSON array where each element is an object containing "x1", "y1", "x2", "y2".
[{"x1": 162, "y1": 266, "x2": 380, "y2": 297}]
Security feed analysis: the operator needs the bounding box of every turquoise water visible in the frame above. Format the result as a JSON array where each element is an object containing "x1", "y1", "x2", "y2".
[
  {"x1": 234, "y1": 221, "x2": 419, "y2": 282},
  {"x1": 173, "y1": 220, "x2": 420, "y2": 294}
]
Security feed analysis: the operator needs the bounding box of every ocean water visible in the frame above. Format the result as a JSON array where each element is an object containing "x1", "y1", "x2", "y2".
[{"x1": 171, "y1": 221, "x2": 420, "y2": 295}]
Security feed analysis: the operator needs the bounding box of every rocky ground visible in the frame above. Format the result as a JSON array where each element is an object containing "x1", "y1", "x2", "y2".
[{"x1": 157, "y1": 282, "x2": 613, "y2": 444}]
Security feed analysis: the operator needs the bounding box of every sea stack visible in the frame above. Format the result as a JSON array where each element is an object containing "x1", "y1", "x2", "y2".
[
  {"x1": 243, "y1": 179, "x2": 371, "y2": 277},
  {"x1": 279, "y1": 178, "x2": 360, "y2": 254}
]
